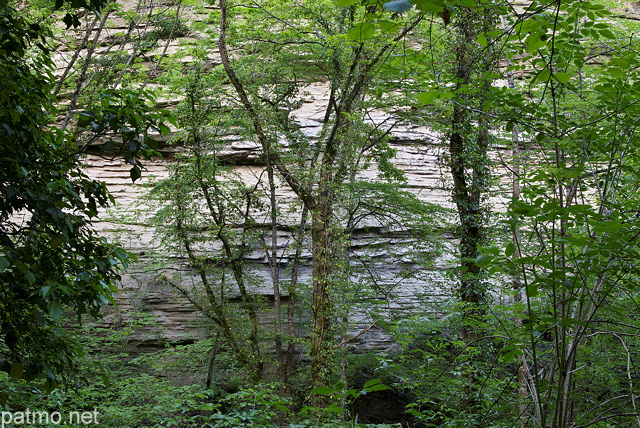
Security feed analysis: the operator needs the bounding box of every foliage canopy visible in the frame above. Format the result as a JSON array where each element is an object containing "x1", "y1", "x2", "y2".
[{"x1": 3, "y1": 0, "x2": 640, "y2": 426}]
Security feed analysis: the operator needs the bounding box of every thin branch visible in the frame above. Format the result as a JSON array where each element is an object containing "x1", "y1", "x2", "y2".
[
  {"x1": 335, "y1": 321, "x2": 376, "y2": 347},
  {"x1": 218, "y1": 0, "x2": 316, "y2": 210}
]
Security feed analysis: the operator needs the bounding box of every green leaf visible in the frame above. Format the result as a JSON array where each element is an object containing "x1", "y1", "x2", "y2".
[
  {"x1": 25, "y1": 270, "x2": 36, "y2": 285},
  {"x1": 476, "y1": 33, "x2": 488, "y2": 47},
  {"x1": 367, "y1": 383, "x2": 392, "y2": 392},
  {"x1": 336, "y1": 0, "x2": 358, "y2": 5},
  {"x1": 158, "y1": 123, "x2": 171, "y2": 136},
  {"x1": 41, "y1": 285, "x2": 53, "y2": 297},
  {"x1": 609, "y1": 67, "x2": 625, "y2": 78},
  {"x1": 48, "y1": 301, "x2": 64, "y2": 321},
  {"x1": 363, "y1": 378, "x2": 383, "y2": 389},
  {"x1": 326, "y1": 403, "x2": 344, "y2": 415},
  {"x1": 347, "y1": 22, "x2": 376, "y2": 40},
  {"x1": 566, "y1": 204, "x2": 594, "y2": 214},
  {"x1": 413, "y1": 0, "x2": 444, "y2": 12},
  {"x1": 505, "y1": 121, "x2": 514, "y2": 132},
  {"x1": 128, "y1": 140, "x2": 139, "y2": 153},
  {"x1": 130, "y1": 166, "x2": 141, "y2": 182},
  {"x1": 377, "y1": 19, "x2": 400, "y2": 32},
  {"x1": 475, "y1": 253, "x2": 493, "y2": 268},
  {"x1": 610, "y1": 57, "x2": 629, "y2": 68},
  {"x1": 505, "y1": 242, "x2": 516, "y2": 257},
  {"x1": 554, "y1": 72, "x2": 571, "y2": 84},
  {"x1": 525, "y1": 34, "x2": 547, "y2": 53},
  {"x1": 418, "y1": 91, "x2": 439, "y2": 105},
  {"x1": 599, "y1": 29, "x2": 615, "y2": 39},
  {"x1": 312, "y1": 386, "x2": 335, "y2": 395},
  {"x1": 99, "y1": 363, "x2": 111, "y2": 388},
  {"x1": 50, "y1": 237, "x2": 64, "y2": 248},
  {"x1": 62, "y1": 13, "x2": 79, "y2": 29},
  {"x1": 535, "y1": 68, "x2": 551, "y2": 83},
  {"x1": 525, "y1": 282, "x2": 539, "y2": 297}
]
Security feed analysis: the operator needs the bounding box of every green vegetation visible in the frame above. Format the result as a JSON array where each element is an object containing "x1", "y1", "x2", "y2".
[
  {"x1": 2, "y1": 0, "x2": 640, "y2": 426},
  {"x1": 0, "y1": 0, "x2": 130, "y2": 398}
]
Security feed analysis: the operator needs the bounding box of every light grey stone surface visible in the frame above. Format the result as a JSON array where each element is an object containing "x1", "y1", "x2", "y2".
[{"x1": 58, "y1": 2, "x2": 513, "y2": 351}]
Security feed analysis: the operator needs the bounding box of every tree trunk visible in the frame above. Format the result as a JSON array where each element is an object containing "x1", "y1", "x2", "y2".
[
  {"x1": 447, "y1": 6, "x2": 496, "y2": 414},
  {"x1": 310, "y1": 182, "x2": 334, "y2": 402},
  {"x1": 448, "y1": 7, "x2": 489, "y2": 342}
]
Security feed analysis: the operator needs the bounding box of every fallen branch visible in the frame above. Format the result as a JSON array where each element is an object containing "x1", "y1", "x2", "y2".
[{"x1": 336, "y1": 322, "x2": 377, "y2": 347}]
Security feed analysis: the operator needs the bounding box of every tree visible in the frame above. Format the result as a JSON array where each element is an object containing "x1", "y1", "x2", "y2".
[
  {"x1": 381, "y1": 0, "x2": 640, "y2": 426},
  {"x1": 443, "y1": 2, "x2": 501, "y2": 417},
  {"x1": 431, "y1": 0, "x2": 640, "y2": 426},
  {"x1": 216, "y1": 0, "x2": 427, "y2": 398},
  {"x1": 148, "y1": 64, "x2": 267, "y2": 383},
  {"x1": 5, "y1": 0, "x2": 640, "y2": 426},
  {"x1": 0, "y1": 1, "x2": 130, "y2": 394},
  {"x1": 492, "y1": 2, "x2": 640, "y2": 426},
  {"x1": 389, "y1": 0, "x2": 503, "y2": 418},
  {"x1": 0, "y1": 0, "x2": 171, "y2": 397}
]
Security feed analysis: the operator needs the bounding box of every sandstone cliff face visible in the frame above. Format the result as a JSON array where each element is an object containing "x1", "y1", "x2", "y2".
[
  {"x1": 66, "y1": 0, "x2": 640, "y2": 351},
  {"x1": 83, "y1": 84, "x2": 465, "y2": 351},
  {"x1": 85, "y1": 133, "x2": 459, "y2": 350},
  {"x1": 52, "y1": 1, "x2": 521, "y2": 351}
]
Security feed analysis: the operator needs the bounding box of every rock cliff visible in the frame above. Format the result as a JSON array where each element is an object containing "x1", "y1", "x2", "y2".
[{"x1": 55, "y1": 0, "x2": 638, "y2": 351}]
